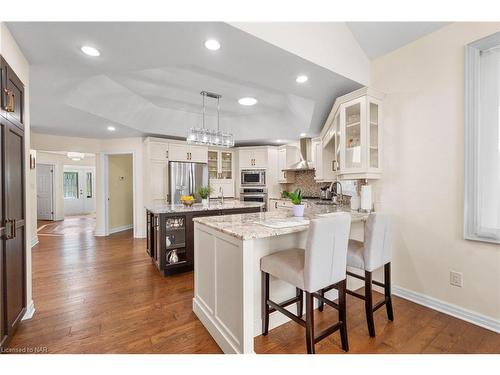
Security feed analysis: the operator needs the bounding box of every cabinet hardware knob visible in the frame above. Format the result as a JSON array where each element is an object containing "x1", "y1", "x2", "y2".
[{"x1": 3, "y1": 89, "x2": 15, "y2": 112}]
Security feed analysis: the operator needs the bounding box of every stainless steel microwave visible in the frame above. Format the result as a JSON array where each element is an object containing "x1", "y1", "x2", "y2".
[{"x1": 241, "y1": 169, "x2": 266, "y2": 186}]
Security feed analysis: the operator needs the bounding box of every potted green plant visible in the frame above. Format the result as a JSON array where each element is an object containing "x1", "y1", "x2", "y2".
[
  {"x1": 282, "y1": 189, "x2": 305, "y2": 217},
  {"x1": 197, "y1": 185, "x2": 213, "y2": 207}
]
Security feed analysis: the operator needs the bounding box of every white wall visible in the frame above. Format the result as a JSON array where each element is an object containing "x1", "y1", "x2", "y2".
[
  {"x1": 31, "y1": 133, "x2": 146, "y2": 238},
  {"x1": 371, "y1": 22, "x2": 500, "y2": 322},
  {"x1": 0, "y1": 23, "x2": 34, "y2": 314},
  {"x1": 36, "y1": 151, "x2": 96, "y2": 220},
  {"x1": 230, "y1": 22, "x2": 370, "y2": 85}
]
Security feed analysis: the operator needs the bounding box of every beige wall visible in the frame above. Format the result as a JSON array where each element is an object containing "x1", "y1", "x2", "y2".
[
  {"x1": 371, "y1": 22, "x2": 500, "y2": 321},
  {"x1": 36, "y1": 151, "x2": 96, "y2": 220},
  {"x1": 108, "y1": 154, "x2": 133, "y2": 230},
  {"x1": 0, "y1": 23, "x2": 33, "y2": 313}
]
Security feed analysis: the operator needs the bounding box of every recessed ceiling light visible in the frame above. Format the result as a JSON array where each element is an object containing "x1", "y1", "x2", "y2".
[
  {"x1": 296, "y1": 75, "x2": 308, "y2": 83},
  {"x1": 300, "y1": 133, "x2": 307, "y2": 137},
  {"x1": 107, "y1": 126, "x2": 116, "y2": 132},
  {"x1": 276, "y1": 139, "x2": 282, "y2": 143},
  {"x1": 205, "y1": 39, "x2": 221, "y2": 51},
  {"x1": 81, "y1": 45, "x2": 100, "y2": 57},
  {"x1": 238, "y1": 97, "x2": 258, "y2": 106}
]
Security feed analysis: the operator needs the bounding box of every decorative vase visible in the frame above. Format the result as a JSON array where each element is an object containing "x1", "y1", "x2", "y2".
[
  {"x1": 202, "y1": 198, "x2": 209, "y2": 207},
  {"x1": 293, "y1": 204, "x2": 305, "y2": 217}
]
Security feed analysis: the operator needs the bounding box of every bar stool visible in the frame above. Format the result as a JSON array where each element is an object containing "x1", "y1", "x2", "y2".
[
  {"x1": 319, "y1": 213, "x2": 393, "y2": 337},
  {"x1": 260, "y1": 214, "x2": 351, "y2": 354}
]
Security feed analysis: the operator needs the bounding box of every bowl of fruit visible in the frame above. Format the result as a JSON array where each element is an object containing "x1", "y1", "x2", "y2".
[{"x1": 180, "y1": 195, "x2": 195, "y2": 207}]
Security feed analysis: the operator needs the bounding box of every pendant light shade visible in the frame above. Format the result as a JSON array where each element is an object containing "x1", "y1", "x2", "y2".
[{"x1": 187, "y1": 91, "x2": 234, "y2": 147}]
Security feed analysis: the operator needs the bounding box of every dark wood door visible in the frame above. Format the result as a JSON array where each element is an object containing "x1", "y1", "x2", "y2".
[
  {"x1": 4, "y1": 120, "x2": 26, "y2": 334},
  {"x1": 1, "y1": 57, "x2": 24, "y2": 130},
  {"x1": 0, "y1": 118, "x2": 6, "y2": 347}
]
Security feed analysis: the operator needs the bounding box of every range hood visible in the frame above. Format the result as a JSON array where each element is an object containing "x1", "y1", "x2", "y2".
[{"x1": 282, "y1": 137, "x2": 315, "y2": 171}]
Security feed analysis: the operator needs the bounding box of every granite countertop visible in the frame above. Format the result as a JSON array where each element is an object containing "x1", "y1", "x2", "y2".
[
  {"x1": 193, "y1": 205, "x2": 368, "y2": 240},
  {"x1": 145, "y1": 200, "x2": 264, "y2": 214}
]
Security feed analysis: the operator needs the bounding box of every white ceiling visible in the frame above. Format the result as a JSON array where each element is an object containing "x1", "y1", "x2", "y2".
[
  {"x1": 346, "y1": 22, "x2": 449, "y2": 59},
  {"x1": 7, "y1": 22, "x2": 362, "y2": 144},
  {"x1": 8, "y1": 22, "x2": 450, "y2": 144}
]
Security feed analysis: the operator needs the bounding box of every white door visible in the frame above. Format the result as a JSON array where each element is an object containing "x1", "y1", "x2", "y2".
[
  {"x1": 64, "y1": 167, "x2": 96, "y2": 216},
  {"x1": 37, "y1": 164, "x2": 54, "y2": 220}
]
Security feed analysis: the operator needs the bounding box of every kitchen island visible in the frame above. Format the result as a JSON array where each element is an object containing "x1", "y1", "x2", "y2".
[
  {"x1": 192, "y1": 207, "x2": 369, "y2": 353},
  {"x1": 145, "y1": 200, "x2": 264, "y2": 275}
]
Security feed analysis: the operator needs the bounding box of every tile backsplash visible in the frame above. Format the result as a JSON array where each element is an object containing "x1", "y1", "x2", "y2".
[
  {"x1": 281, "y1": 170, "x2": 360, "y2": 198},
  {"x1": 281, "y1": 170, "x2": 329, "y2": 197}
]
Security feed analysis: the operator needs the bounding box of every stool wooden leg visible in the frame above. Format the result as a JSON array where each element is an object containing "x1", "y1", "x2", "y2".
[
  {"x1": 262, "y1": 271, "x2": 270, "y2": 336},
  {"x1": 305, "y1": 292, "x2": 315, "y2": 354},
  {"x1": 318, "y1": 289, "x2": 325, "y2": 312},
  {"x1": 364, "y1": 271, "x2": 376, "y2": 337},
  {"x1": 384, "y1": 263, "x2": 394, "y2": 321},
  {"x1": 296, "y1": 288, "x2": 304, "y2": 318},
  {"x1": 338, "y1": 279, "x2": 349, "y2": 351}
]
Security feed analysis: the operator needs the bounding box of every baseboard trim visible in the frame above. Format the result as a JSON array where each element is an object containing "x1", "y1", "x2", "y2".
[
  {"x1": 393, "y1": 285, "x2": 500, "y2": 333},
  {"x1": 22, "y1": 300, "x2": 36, "y2": 320},
  {"x1": 109, "y1": 224, "x2": 133, "y2": 235}
]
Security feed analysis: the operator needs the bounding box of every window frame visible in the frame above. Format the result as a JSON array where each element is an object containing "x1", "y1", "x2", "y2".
[{"x1": 464, "y1": 31, "x2": 500, "y2": 244}]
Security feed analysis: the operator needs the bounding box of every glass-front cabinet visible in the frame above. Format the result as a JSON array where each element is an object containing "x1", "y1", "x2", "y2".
[
  {"x1": 320, "y1": 87, "x2": 383, "y2": 180},
  {"x1": 208, "y1": 149, "x2": 234, "y2": 197}
]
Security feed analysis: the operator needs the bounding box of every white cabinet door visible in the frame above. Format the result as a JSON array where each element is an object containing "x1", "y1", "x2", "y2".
[
  {"x1": 238, "y1": 149, "x2": 254, "y2": 169},
  {"x1": 168, "y1": 143, "x2": 189, "y2": 162},
  {"x1": 252, "y1": 149, "x2": 267, "y2": 168},
  {"x1": 340, "y1": 97, "x2": 366, "y2": 174},
  {"x1": 278, "y1": 148, "x2": 286, "y2": 181},
  {"x1": 210, "y1": 179, "x2": 235, "y2": 198},
  {"x1": 190, "y1": 145, "x2": 208, "y2": 163},
  {"x1": 150, "y1": 142, "x2": 169, "y2": 161},
  {"x1": 313, "y1": 139, "x2": 323, "y2": 180},
  {"x1": 150, "y1": 161, "x2": 168, "y2": 203}
]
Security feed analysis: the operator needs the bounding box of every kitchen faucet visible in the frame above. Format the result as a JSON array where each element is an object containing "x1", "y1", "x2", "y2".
[
  {"x1": 329, "y1": 181, "x2": 343, "y2": 206},
  {"x1": 219, "y1": 186, "x2": 224, "y2": 204}
]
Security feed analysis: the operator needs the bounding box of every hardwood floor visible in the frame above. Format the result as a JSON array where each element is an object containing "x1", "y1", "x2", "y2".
[{"x1": 7, "y1": 218, "x2": 500, "y2": 354}]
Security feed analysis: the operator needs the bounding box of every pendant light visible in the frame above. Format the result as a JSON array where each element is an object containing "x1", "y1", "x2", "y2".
[{"x1": 187, "y1": 91, "x2": 234, "y2": 147}]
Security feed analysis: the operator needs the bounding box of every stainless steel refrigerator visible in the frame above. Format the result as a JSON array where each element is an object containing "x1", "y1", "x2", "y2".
[{"x1": 169, "y1": 161, "x2": 208, "y2": 204}]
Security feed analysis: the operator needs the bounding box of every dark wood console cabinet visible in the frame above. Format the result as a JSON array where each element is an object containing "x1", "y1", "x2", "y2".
[{"x1": 146, "y1": 206, "x2": 262, "y2": 276}]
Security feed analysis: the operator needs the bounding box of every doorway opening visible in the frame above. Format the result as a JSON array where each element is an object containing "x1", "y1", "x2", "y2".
[
  {"x1": 35, "y1": 150, "x2": 97, "y2": 236},
  {"x1": 104, "y1": 153, "x2": 134, "y2": 235}
]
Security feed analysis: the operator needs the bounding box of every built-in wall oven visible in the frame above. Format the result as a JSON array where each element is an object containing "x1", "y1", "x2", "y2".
[
  {"x1": 240, "y1": 187, "x2": 268, "y2": 210},
  {"x1": 241, "y1": 169, "x2": 266, "y2": 186}
]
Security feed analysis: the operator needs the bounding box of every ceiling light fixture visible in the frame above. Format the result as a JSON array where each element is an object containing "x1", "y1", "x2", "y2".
[
  {"x1": 296, "y1": 75, "x2": 308, "y2": 83},
  {"x1": 81, "y1": 46, "x2": 100, "y2": 57},
  {"x1": 238, "y1": 97, "x2": 257, "y2": 106},
  {"x1": 107, "y1": 126, "x2": 116, "y2": 132},
  {"x1": 67, "y1": 152, "x2": 85, "y2": 161},
  {"x1": 276, "y1": 139, "x2": 282, "y2": 143},
  {"x1": 204, "y1": 39, "x2": 221, "y2": 51},
  {"x1": 300, "y1": 133, "x2": 307, "y2": 137},
  {"x1": 187, "y1": 91, "x2": 234, "y2": 148}
]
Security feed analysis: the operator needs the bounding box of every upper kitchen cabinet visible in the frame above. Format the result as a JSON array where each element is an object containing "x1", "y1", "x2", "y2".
[
  {"x1": 321, "y1": 87, "x2": 384, "y2": 180},
  {"x1": 208, "y1": 149, "x2": 235, "y2": 197},
  {"x1": 169, "y1": 143, "x2": 208, "y2": 163},
  {"x1": 0, "y1": 56, "x2": 24, "y2": 130},
  {"x1": 149, "y1": 142, "x2": 169, "y2": 161},
  {"x1": 278, "y1": 145, "x2": 299, "y2": 183},
  {"x1": 239, "y1": 148, "x2": 268, "y2": 169}
]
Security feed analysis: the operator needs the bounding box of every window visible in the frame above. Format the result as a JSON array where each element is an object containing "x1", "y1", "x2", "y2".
[
  {"x1": 63, "y1": 172, "x2": 79, "y2": 199},
  {"x1": 86, "y1": 172, "x2": 93, "y2": 198},
  {"x1": 465, "y1": 32, "x2": 500, "y2": 243}
]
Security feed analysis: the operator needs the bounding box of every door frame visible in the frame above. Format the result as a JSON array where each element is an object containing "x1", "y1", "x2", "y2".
[
  {"x1": 36, "y1": 163, "x2": 55, "y2": 221},
  {"x1": 101, "y1": 151, "x2": 136, "y2": 237}
]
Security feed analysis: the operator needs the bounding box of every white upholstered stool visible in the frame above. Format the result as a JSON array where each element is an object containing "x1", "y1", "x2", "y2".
[
  {"x1": 260, "y1": 214, "x2": 351, "y2": 354},
  {"x1": 326, "y1": 213, "x2": 394, "y2": 337}
]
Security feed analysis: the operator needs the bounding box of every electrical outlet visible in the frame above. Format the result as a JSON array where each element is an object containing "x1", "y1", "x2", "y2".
[{"x1": 450, "y1": 271, "x2": 463, "y2": 287}]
